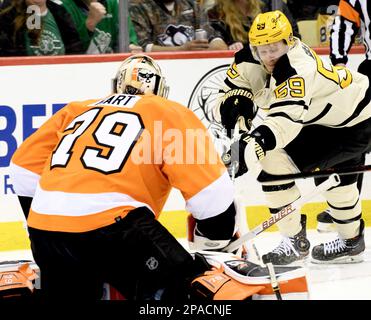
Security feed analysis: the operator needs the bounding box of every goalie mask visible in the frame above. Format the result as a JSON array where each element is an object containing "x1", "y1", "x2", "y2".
[{"x1": 113, "y1": 54, "x2": 169, "y2": 98}]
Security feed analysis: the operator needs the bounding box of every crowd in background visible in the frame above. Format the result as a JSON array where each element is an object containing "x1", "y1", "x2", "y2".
[{"x1": 0, "y1": 0, "x2": 356, "y2": 57}]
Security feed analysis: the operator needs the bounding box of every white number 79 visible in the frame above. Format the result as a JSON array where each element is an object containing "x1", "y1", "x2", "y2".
[{"x1": 51, "y1": 108, "x2": 143, "y2": 174}]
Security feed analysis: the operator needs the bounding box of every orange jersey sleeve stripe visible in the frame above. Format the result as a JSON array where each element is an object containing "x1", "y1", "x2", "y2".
[{"x1": 339, "y1": 0, "x2": 361, "y2": 27}]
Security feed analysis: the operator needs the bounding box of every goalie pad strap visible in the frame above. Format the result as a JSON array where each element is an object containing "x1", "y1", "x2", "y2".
[{"x1": 266, "y1": 262, "x2": 282, "y2": 300}]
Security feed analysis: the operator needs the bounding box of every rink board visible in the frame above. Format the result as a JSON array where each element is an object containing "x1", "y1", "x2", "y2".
[{"x1": 1, "y1": 200, "x2": 371, "y2": 252}]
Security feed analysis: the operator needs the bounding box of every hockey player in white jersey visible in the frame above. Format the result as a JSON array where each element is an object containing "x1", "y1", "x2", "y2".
[{"x1": 216, "y1": 10, "x2": 371, "y2": 265}]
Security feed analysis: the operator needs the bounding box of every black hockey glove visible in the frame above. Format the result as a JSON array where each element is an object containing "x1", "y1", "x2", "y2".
[
  {"x1": 219, "y1": 88, "x2": 257, "y2": 138},
  {"x1": 222, "y1": 132, "x2": 266, "y2": 179},
  {"x1": 221, "y1": 144, "x2": 247, "y2": 179}
]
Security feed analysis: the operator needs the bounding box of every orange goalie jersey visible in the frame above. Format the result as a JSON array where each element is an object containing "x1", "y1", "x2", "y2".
[{"x1": 10, "y1": 93, "x2": 233, "y2": 232}]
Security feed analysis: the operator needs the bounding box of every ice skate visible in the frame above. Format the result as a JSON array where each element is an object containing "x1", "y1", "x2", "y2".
[
  {"x1": 262, "y1": 215, "x2": 310, "y2": 265},
  {"x1": 312, "y1": 219, "x2": 365, "y2": 264}
]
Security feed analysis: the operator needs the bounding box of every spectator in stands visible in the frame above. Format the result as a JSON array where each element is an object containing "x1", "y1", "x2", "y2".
[
  {"x1": 261, "y1": 0, "x2": 300, "y2": 38},
  {"x1": 62, "y1": 0, "x2": 142, "y2": 54},
  {"x1": 287, "y1": 0, "x2": 339, "y2": 21},
  {"x1": 206, "y1": 0, "x2": 300, "y2": 51},
  {"x1": 0, "y1": 0, "x2": 141, "y2": 56},
  {"x1": 205, "y1": 0, "x2": 261, "y2": 51},
  {"x1": 129, "y1": 0, "x2": 228, "y2": 52},
  {"x1": 0, "y1": 0, "x2": 84, "y2": 56},
  {"x1": 316, "y1": 0, "x2": 370, "y2": 232}
]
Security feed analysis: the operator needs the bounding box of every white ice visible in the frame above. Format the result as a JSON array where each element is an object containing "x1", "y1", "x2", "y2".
[{"x1": 1, "y1": 228, "x2": 370, "y2": 300}]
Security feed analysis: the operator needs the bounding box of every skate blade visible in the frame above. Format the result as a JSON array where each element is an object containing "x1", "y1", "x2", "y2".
[
  {"x1": 265, "y1": 255, "x2": 310, "y2": 267},
  {"x1": 311, "y1": 253, "x2": 364, "y2": 264},
  {"x1": 288, "y1": 255, "x2": 310, "y2": 267}
]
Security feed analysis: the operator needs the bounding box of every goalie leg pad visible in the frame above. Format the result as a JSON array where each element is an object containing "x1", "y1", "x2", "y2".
[
  {"x1": 0, "y1": 261, "x2": 38, "y2": 299},
  {"x1": 196, "y1": 252, "x2": 309, "y2": 300},
  {"x1": 190, "y1": 269, "x2": 264, "y2": 300},
  {"x1": 190, "y1": 259, "x2": 309, "y2": 300}
]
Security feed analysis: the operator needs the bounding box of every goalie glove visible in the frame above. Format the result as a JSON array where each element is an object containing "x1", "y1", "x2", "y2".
[
  {"x1": 219, "y1": 88, "x2": 257, "y2": 138},
  {"x1": 188, "y1": 215, "x2": 231, "y2": 251},
  {"x1": 187, "y1": 206, "x2": 236, "y2": 251},
  {"x1": 189, "y1": 228, "x2": 232, "y2": 251}
]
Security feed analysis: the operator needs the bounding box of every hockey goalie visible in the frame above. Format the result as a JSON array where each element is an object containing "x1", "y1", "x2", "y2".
[{"x1": 0, "y1": 238, "x2": 309, "y2": 300}]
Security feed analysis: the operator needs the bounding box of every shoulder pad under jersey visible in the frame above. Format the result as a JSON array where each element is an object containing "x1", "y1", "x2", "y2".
[
  {"x1": 234, "y1": 45, "x2": 260, "y2": 65},
  {"x1": 272, "y1": 54, "x2": 298, "y2": 85}
]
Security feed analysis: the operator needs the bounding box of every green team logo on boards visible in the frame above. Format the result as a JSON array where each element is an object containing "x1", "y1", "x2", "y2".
[{"x1": 187, "y1": 65, "x2": 230, "y2": 154}]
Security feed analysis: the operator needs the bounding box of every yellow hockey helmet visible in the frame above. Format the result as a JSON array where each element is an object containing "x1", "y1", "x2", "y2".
[{"x1": 248, "y1": 10, "x2": 295, "y2": 46}]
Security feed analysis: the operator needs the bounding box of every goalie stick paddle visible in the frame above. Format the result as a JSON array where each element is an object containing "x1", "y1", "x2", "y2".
[
  {"x1": 222, "y1": 173, "x2": 341, "y2": 253},
  {"x1": 257, "y1": 164, "x2": 371, "y2": 183}
]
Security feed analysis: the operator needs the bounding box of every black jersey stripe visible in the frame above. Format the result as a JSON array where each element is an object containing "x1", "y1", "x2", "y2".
[
  {"x1": 304, "y1": 103, "x2": 332, "y2": 124},
  {"x1": 224, "y1": 78, "x2": 241, "y2": 90},
  {"x1": 270, "y1": 100, "x2": 308, "y2": 110},
  {"x1": 333, "y1": 84, "x2": 371, "y2": 126},
  {"x1": 268, "y1": 112, "x2": 304, "y2": 124}
]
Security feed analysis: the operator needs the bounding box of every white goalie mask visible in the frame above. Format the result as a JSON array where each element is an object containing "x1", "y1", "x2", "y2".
[{"x1": 113, "y1": 54, "x2": 169, "y2": 98}]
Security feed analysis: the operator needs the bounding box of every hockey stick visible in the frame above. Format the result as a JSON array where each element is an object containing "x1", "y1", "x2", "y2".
[
  {"x1": 222, "y1": 173, "x2": 341, "y2": 253},
  {"x1": 257, "y1": 164, "x2": 371, "y2": 183},
  {"x1": 228, "y1": 122, "x2": 261, "y2": 262}
]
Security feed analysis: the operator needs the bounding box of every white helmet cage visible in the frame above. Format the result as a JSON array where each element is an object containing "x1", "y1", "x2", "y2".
[{"x1": 113, "y1": 54, "x2": 169, "y2": 98}]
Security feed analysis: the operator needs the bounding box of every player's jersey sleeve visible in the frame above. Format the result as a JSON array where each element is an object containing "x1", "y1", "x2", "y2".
[
  {"x1": 330, "y1": 0, "x2": 362, "y2": 65},
  {"x1": 159, "y1": 100, "x2": 235, "y2": 220},
  {"x1": 9, "y1": 101, "x2": 94, "y2": 197},
  {"x1": 213, "y1": 45, "x2": 267, "y2": 123},
  {"x1": 9, "y1": 107, "x2": 68, "y2": 196}
]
